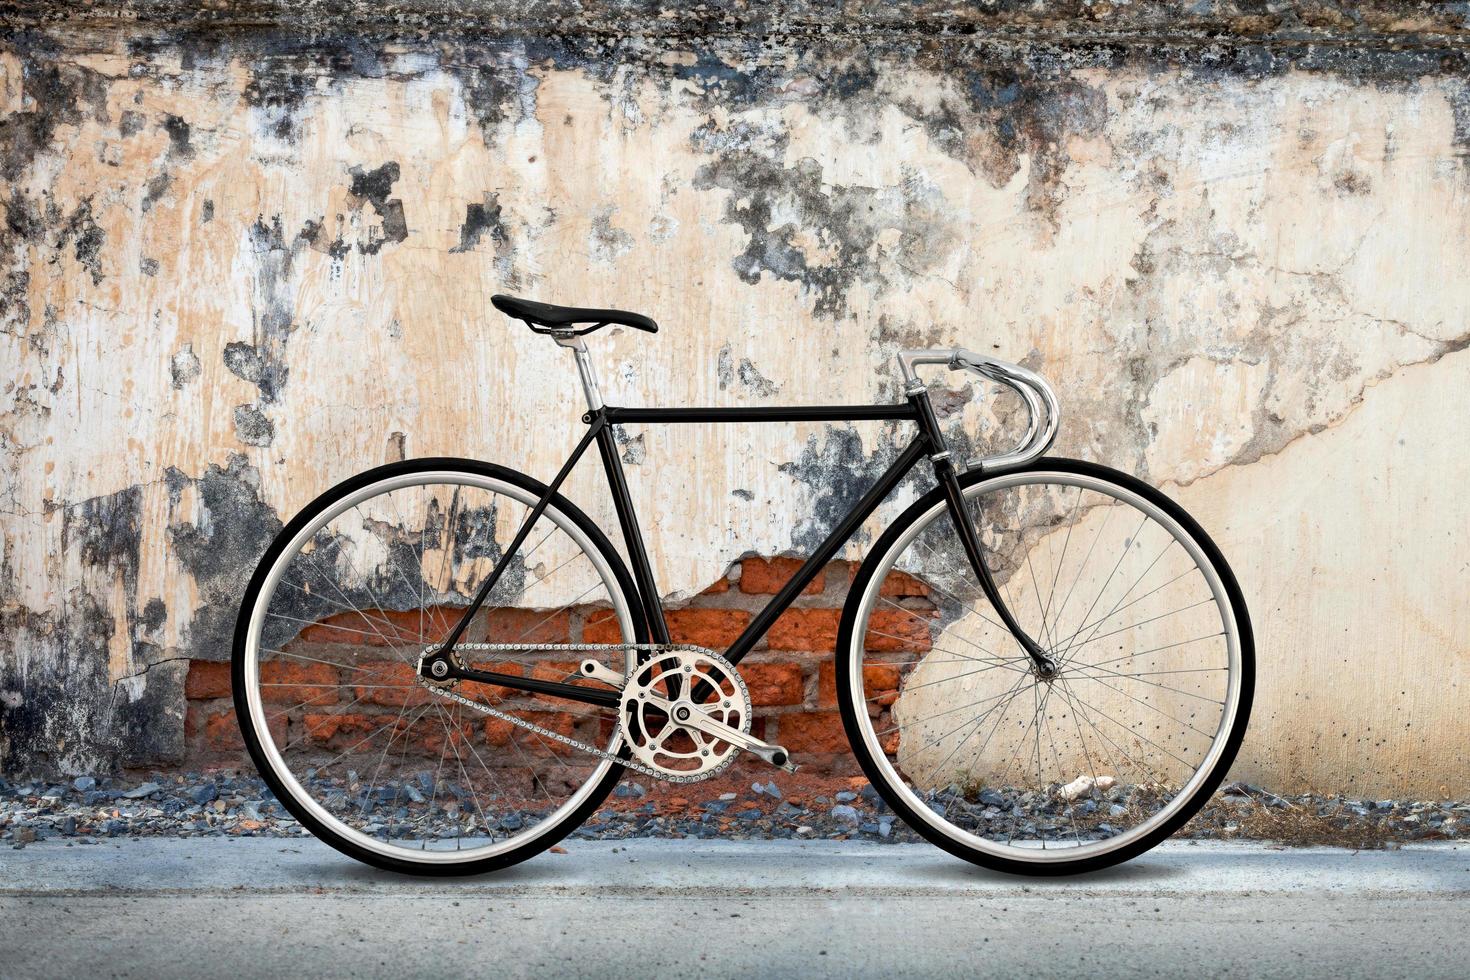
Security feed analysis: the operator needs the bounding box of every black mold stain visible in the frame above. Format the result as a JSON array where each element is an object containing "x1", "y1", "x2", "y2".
[
  {"x1": 452, "y1": 45, "x2": 540, "y2": 134},
  {"x1": 242, "y1": 68, "x2": 311, "y2": 142},
  {"x1": 222, "y1": 340, "x2": 264, "y2": 384},
  {"x1": 141, "y1": 598, "x2": 167, "y2": 634},
  {"x1": 300, "y1": 217, "x2": 349, "y2": 259},
  {"x1": 234, "y1": 215, "x2": 306, "y2": 402},
  {"x1": 715, "y1": 343, "x2": 780, "y2": 396},
  {"x1": 119, "y1": 109, "x2": 145, "y2": 137},
  {"x1": 348, "y1": 161, "x2": 408, "y2": 254},
  {"x1": 166, "y1": 454, "x2": 284, "y2": 660},
  {"x1": 693, "y1": 151, "x2": 954, "y2": 318},
  {"x1": 589, "y1": 205, "x2": 633, "y2": 262},
  {"x1": 0, "y1": 59, "x2": 109, "y2": 182},
  {"x1": 777, "y1": 427, "x2": 905, "y2": 552},
  {"x1": 169, "y1": 344, "x2": 201, "y2": 388},
  {"x1": 60, "y1": 199, "x2": 105, "y2": 286},
  {"x1": 140, "y1": 257, "x2": 159, "y2": 276},
  {"x1": 232, "y1": 403, "x2": 276, "y2": 447},
  {"x1": 141, "y1": 172, "x2": 171, "y2": 213},
  {"x1": 1451, "y1": 81, "x2": 1470, "y2": 153},
  {"x1": 65, "y1": 485, "x2": 142, "y2": 575},
  {"x1": 0, "y1": 484, "x2": 189, "y2": 774},
  {"x1": 613, "y1": 427, "x2": 645, "y2": 465},
  {"x1": 775, "y1": 410, "x2": 992, "y2": 552},
  {"x1": 896, "y1": 70, "x2": 1109, "y2": 226},
  {"x1": 201, "y1": 199, "x2": 215, "y2": 223},
  {"x1": 450, "y1": 193, "x2": 508, "y2": 253},
  {"x1": 348, "y1": 160, "x2": 398, "y2": 203},
  {"x1": 0, "y1": 596, "x2": 112, "y2": 775},
  {"x1": 162, "y1": 113, "x2": 193, "y2": 156}
]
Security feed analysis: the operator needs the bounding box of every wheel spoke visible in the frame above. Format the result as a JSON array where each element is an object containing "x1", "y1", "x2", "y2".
[
  {"x1": 240, "y1": 472, "x2": 633, "y2": 866},
  {"x1": 849, "y1": 471, "x2": 1242, "y2": 867}
]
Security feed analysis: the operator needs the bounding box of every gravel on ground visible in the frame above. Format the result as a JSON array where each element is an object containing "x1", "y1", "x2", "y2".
[{"x1": 2, "y1": 770, "x2": 1464, "y2": 850}]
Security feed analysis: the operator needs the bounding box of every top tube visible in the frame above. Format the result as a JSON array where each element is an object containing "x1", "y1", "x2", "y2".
[{"x1": 602, "y1": 404, "x2": 919, "y2": 424}]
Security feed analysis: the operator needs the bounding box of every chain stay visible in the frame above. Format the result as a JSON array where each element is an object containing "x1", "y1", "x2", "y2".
[{"x1": 421, "y1": 642, "x2": 741, "y2": 784}]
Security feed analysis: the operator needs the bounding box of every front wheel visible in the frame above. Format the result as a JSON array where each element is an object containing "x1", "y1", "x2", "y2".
[
  {"x1": 838, "y1": 458, "x2": 1253, "y2": 875},
  {"x1": 232, "y1": 458, "x2": 643, "y2": 875}
]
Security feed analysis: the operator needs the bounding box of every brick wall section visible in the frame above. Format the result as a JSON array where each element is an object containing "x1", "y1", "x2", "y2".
[{"x1": 182, "y1": 557, "x2": 937, "y2": 774}]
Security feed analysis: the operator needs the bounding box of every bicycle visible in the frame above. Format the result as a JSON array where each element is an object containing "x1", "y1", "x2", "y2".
[{"x1": 232, "y1": 294, "x2": 1253, "y2": 876}]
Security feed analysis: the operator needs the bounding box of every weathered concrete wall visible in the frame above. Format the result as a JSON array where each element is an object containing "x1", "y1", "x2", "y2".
[{"x1": 2, "y1": 3, "x2": 1468, "y2": 794}]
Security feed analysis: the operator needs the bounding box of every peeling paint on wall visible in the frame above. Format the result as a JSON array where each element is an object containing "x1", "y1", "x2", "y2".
[{"x1": 1, "y1": 6, "x2": 1468, "y2": 790}]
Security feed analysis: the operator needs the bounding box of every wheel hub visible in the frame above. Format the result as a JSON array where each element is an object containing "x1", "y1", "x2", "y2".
[{"x1": 416, "y1": 647, "x2": 464, "y2": 689}]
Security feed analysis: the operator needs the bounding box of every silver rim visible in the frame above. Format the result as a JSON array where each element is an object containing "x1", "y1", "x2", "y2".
[
  {"x1": 243, "y1": 470, "x2": 635, "y2": 865},
  {"x1": 848, "y1": 471, "x2": 1242, "y2": 865}
]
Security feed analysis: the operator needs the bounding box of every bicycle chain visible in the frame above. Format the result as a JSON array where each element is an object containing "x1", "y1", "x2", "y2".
[{"x1": 421, "y1": 642, "x2": 742, "y2": 785}]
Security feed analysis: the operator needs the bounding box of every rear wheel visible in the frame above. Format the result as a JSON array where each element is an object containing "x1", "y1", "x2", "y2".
[
  {"x1": 838, "y1": 459, "x2": 1253, "y2": 875},
  {"x1": 232, "y1": 458, "x2": 642, "y2": 875}
]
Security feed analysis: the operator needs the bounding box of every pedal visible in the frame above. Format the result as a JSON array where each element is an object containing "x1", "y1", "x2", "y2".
[{"x1": 745, "y1": 742, "x2": 799, "y2": 773}]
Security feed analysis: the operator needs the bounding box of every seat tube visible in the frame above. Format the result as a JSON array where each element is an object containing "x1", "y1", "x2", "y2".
[{"x1": 594, "y1": 422, "x2": 670, "y2": 644}]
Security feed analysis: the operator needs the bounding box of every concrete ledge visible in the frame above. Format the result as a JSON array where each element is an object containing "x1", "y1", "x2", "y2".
[{"x1": 3, "y1": 836, "x2": 1467, "y2": 897}]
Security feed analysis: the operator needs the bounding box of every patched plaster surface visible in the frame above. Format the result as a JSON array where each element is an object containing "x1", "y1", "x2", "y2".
[{"x1": 1, "y1": 7, "x2": 1467, "y2": 790}]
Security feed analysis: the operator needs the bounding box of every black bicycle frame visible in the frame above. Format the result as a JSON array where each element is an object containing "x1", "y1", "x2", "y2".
[{"x1": 430, "y1": 388, "x2": 1044, "y2": 706}]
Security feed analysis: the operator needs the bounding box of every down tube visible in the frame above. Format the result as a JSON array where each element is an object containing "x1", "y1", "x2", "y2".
[{"x1": 723, "y1": 435, "x2": 932, "y2": 665}]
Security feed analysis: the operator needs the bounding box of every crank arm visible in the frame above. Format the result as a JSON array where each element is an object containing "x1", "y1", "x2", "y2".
[
  {"x1": 673, "y1": 706, "x2": 796, "y2": 771},
  {"x1": 579, "y1": 660, "x2": 798, "y2": 772}
]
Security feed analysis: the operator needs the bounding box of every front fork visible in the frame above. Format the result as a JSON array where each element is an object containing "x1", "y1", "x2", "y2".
[{"x1": 909, "y1": 387, "x2": 1057, "y2": 677}]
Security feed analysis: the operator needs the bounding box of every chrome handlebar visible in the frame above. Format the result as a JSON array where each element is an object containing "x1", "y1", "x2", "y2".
[{"x1": 896, "y1": 348, "x2": 1060, "y2": 471}]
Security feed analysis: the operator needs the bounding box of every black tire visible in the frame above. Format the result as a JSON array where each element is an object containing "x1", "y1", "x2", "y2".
[
  {"x1": 232, "y1": 457, "x2": 645, "y2": 876},
  {"x1": 837, "y1": 458, "x2": 1254, "y2": 876}
]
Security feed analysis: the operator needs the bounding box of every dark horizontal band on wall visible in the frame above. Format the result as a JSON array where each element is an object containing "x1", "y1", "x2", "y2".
[{"x1": 8, "y1": 2, "x2": 1470, "y2": 54}]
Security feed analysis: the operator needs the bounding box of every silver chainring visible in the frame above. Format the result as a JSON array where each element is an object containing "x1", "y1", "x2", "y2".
[
  {"x1": 419, "y1": 643, "x2": 750, "y2": 784},
  {"x1": 621, "y1": 647, "x2": 752, "y2": 779}
]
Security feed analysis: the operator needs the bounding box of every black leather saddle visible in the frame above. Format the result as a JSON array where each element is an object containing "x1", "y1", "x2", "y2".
[{"x1": 491, "y1": 294, "x2": 658, "y2": 335}]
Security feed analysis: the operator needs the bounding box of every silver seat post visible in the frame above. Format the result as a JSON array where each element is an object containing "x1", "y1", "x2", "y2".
[{"x1": 553, "y1": 332, "x2": 605, "y2": 412}]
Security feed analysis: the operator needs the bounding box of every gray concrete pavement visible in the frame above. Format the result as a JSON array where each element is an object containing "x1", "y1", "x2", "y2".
[{"x1": 2, "y1": 838, "x2": 1467, "y2": 978}]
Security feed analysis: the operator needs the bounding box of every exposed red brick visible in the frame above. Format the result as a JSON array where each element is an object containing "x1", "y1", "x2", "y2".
[
  {"x1": 865, "y1": 608, "x2": 934, "y2": 653},
  {"x1": 529, "y1": 661, "x2": 594, "y2": 702},
  {"x1": 486, "y1": 712, "x2": 580, "y2": 754},
  {"x1": 602, "y1": 605, "x2": 752, "y2": 652},
  {"x1": 818, "y1": 661, "x2": 903, "y2": 706},
  {"x1": 483, "y1": 608, "x2": 572, "y2": 644},
  {"x1": 483, "y1": 715, "x2": 519, "y2": 746},
  {"x1": 767, "y1": 608, "x2": 840, "y2": 652},
  {"x1": 303, "y1": 712, "x2": 382, "y2": 744},
  {"x1": 582, "y1": 612, "x2": 628, "y2": 644},
  {"x1": 197, "y1": 707, "x2": 284, "y2": 751},
  {"x1": 880, "y1": 569, "x2": 931, "y2": 597},
  {"x1": 777, "y1": 711, "x2": 850, "y2": 754},
  {"x1": 741, "y1": 556, "x2": 824, "y2": 595},
  {"x1": 260, "y1": 659, "x2": 339, "y2": 706},
  {"x1": 354, "y1": 660, "x2": 432, "y2": 707},
  {"x1": 465, "y1": 661, "x2": 522, "y2": 704},
  {"x1": 185, "y1": 660, "x2": 231, "y2": 700},
  {"x1": 739, "y1": 661, "x2": 805, "y2": 706},
  {"x1": 410, "y1": 716, "x2": 480, "y2": 755},
  {"x1": 298, "y1": 607, "x2": 451, "y2": 646},
  {"x1": 701, "y1": 575, "x2": 730, "y2": 594}
]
